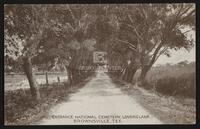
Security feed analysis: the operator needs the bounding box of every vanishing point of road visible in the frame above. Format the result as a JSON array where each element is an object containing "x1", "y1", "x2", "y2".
[{"x1": 37, "y1": 71, "x2": 162, "y2": 125}]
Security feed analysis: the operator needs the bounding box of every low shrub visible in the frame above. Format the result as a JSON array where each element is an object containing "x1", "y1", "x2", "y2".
[{"x1": 155, "y1": 73, "x2": 195, "y2": 98}]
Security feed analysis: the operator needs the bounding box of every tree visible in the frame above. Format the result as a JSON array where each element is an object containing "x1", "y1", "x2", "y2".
[
  {"x1": 112, "y1": 4, "x2": 195, "y2": 85},
  {"x1": 4, "y1": 5, "x2": 49, "y2": 100},
  {"x1": 177, "y1": 60, "x2": 189, "y2": 67},
  {"x1": 137, "y1": 4, "x2": 195, "y2": 85},
  {"x1": 105, "y1": 5, "x2": 141, "y2": 82},
  {"x1": 39, "y1": 4, "x2": 98, "y2": 86}
]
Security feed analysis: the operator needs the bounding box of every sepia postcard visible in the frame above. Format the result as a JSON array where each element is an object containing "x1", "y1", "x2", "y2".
[{"x1": 4, "y1": 3, "x2": 196, "y2": 125}]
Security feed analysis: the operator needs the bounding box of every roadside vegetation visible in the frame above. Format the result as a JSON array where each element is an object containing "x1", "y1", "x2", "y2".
[
  {"x1": 4, "y1": 75, "x2": 94, "y2": 125},
  {"x1": 109, "y1": 61, "x2": 196, "y2": 124},
  {"x1": 133, "y1": 61, "x2": 196, "y2": 98},
  {"x1": 4, "y1": 4, "x2": 195, "y2": 125}
]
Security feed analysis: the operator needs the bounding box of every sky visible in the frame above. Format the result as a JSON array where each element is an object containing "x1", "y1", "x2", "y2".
[
  {"x1": 155, "y1": 47, "x2": 195, "y2": 65},
  {"x1": 154, "y1": 29, "x2": 196, "y2": 66}
]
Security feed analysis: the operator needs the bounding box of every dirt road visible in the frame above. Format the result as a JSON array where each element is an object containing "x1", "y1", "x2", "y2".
[{"x1": 37, "y1": 71, "x2": 162, "y2": 125}]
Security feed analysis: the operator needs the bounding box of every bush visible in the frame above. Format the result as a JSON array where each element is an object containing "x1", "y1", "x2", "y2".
[{"x1": 155, "y1": 73, "x2": 195, "y2": 98}]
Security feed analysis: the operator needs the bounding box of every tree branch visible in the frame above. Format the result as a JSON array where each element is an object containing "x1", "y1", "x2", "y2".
[
  {"x1": 148, "y1": 42, "x2": 164, "y2": 67},
  {"x1": 176, "y1": 4, "x2": 184, "y2": 17},
  {"x1": 182, "y1": 29, "x2": 193, "y2": 34},
  {"x1": 115, "y1": 38, "x2": 138, "y2": 52},
  {"x1": 154, "y1": 46, "x2": 168, "y2": 62},
  {"x1": 178, "y1": 4, "x2": 193, "y2": 17},
  {"x1": 179, "y1": 9, "x2": 195, "y2": 22},
  {"x1": 67, "y1": 4, "x2": 77, "y2": 27},
  {"x1": 145, "y1": 42, "x2": 158, "y2": 55},
  {"x1": 125, "y1": 23, "x2": 144, "y2": 41}
]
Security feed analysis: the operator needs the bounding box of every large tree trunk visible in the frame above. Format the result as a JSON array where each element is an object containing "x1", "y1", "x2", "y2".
[
  {"x1": 124, "y1": 69, "x2": 130, "y2": 82},
  {"x1": 120, "y1": 67, "x2": 126, "y2": 79},
  {"x1": 23, "y1": 57, "x2": 40, "y2": 101},
  {"x1": 66, "y1": 66, "x2": 73, "y2": 86},
  {"x1": 121, "y1": 67, "x2": 128, "y2": 80},
  {"x1": 45, "y1": 61, "x2": 49, "y2": 86},
  {"x1": 138, "y1": 66, "x2": 150, "y2": 86},
  {"x1": 45, "y1": 72, "x2": 49, "y2": 86},
  {"x1": 121, "y1": 61, "x2": 138, "y2": 83},
  {"x1": 122, "y1": 67, "x2": 138, "y2": 83},
  {"x1": 72, "y1": 68, "x2": 79, "y2": 84},
  {"x1": 127, "y1": 68, "x2": 138, "y2": 83}
]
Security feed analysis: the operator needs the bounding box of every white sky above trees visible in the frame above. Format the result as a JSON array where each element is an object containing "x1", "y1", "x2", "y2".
[{"x1": 155, "y1": 47, "x2": 195, "y2": 65}]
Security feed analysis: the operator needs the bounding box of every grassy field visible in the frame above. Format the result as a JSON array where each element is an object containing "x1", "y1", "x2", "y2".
[
  {"x1": 111, "y1": 77, "x2": 196, "y2": 124},
  {"x1": 4, "y1": 75, "x2": 94, "y2": 125},
  {"x1": 4, "y1": 72, "x2": 68, "y2": 91},
  {"x1": 133, "y1": 62, "x2": 196, "y2": 98},
  {"x1": 4, "y1": 72, "x2": 68, "y2": 125},
  {"x1": 5, "y1": 72, "x2": 68, "y2": 83},
  {"x1": 110, "y1": 62, "x2": 196, "y2": 124}
]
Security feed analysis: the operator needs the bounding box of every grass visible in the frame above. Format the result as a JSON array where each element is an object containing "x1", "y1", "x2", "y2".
[
  {"x1": 4, "y1": 73, "x2": 68, "y2": 91},
  {"x1": 110, "y1": 76, "x2": 196, "y2": 124},
  {"x1": 4, "y1": 75, "x2": 93, "y2": 125},
  {"x1": 4, "y1": 83, "x2": 69, "y2": 125},
  {"x1": 108, "y1": 62, "x2": 196, "y2": 124},
  {"x1": 4, "y1": 72, "x2": 67, "y2": 84},
  {"x1": 133, "y1": 63, "x2": 196, "y2": 98}
]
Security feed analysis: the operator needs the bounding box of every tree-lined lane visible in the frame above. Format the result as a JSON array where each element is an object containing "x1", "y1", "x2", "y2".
[{"x1": 37, "y1": 71, "x2": 162, "y2": 125}]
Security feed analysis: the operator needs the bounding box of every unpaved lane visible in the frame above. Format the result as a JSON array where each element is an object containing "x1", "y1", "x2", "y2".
[{"x1": 37, "y1": 71, "x2": 162, "y2": 125}]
